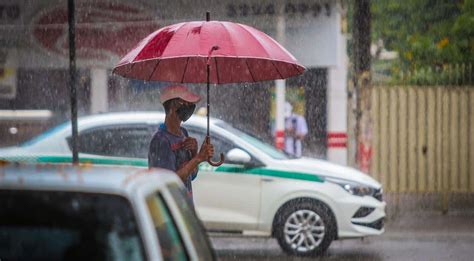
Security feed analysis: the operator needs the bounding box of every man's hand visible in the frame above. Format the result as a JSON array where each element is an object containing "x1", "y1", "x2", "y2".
[
  {"x1": 183, "y1": 137, "x2": 198, "y2": 157},
  {"x1": 295, "y1": 133, "x2": 306, "y2": 140},
  {"x1": 196, "y1": 138, "x2": 215, "y2": 162},
  {"x1": 286, "y1": 127, "x2": 296, "y2": 137}
]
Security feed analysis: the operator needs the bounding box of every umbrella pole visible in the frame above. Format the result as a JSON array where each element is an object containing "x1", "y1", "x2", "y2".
[
  {"x1": 206, "y1": 63, "x2": 210, "y2": 137},
  {"x1": 205, "y1": 61, "x2": 225, "y2": 167},
  {"x1": 206, "y1": 11, "x2": 211, "y2": 138},
  {"x1": 205, "y1": 13, "x2": 225, "y2": 166}
]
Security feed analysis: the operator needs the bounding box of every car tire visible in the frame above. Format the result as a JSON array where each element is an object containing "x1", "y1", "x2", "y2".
[{"x1": 273, "y1": 198, "x2": 336, "y2": 257}]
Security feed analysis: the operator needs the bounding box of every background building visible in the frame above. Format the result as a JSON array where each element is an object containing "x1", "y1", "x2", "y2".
[{"x1": 0, "y1": 0, "x2": 349, "y2": 164}]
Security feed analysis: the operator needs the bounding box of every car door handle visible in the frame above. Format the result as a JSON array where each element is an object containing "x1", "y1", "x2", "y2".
[{"x1": 262, "y1": 178, "x2": 274, "y2": 182}]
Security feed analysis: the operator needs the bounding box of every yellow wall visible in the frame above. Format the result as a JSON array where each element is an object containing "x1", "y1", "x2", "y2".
[{"x1": 370, "y1": 86, "x2": 474, "y2": 193}]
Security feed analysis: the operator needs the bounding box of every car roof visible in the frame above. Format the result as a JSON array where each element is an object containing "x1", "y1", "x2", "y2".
[
  {"x1": 0, "y1": 162, "x2": 180, "y2": 196},
  {"x1": 18, "y1": 112, "x2": 225, "y2": 147},
  {"x1": 76, "y1": 111, "x2": 224, "y2": 128}
]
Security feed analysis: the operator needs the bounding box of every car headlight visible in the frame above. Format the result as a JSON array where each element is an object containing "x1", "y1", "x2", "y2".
[{"x1": 326, "y1": 177, "x2": 375, "y2": 197}]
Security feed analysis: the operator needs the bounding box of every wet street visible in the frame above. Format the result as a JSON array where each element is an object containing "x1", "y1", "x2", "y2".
[
  {"x1": 211, "y1": 211, "x2": 474, "y2": 261},
  {"x1": 212, "y1": 234, "x2": 474, "y2": 261}
]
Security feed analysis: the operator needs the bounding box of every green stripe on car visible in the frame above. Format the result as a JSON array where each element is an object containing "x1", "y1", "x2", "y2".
[
  {"x1": 0, "y1": 156, "x2": 324, "y2": 183},
  {"x1": 214, "y1": 164, "x2": 324, "y2": 183},
  {"x1": 0, "y1": 155, "x2": 148, "y2": 167},
  {"x1": 37, "y1": 156, "x2": 148, "y2": 167}
]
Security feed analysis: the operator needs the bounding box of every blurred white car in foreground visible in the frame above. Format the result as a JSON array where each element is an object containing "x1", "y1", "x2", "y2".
[
  {"x1": 0, "y1": 163, "x2": 215, "y2": 260},
  {"x1": 0, "y1": 112, "x2": 386, "y2": 256}
]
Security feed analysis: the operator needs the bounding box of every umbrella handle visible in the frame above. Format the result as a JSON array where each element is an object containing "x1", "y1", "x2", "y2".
[
  {"x1": 205, "y1": 135, "x2": 225, "y2": 167},
  {"x1": 207, "y1": 153, "x2": 225, "y2": 167}
]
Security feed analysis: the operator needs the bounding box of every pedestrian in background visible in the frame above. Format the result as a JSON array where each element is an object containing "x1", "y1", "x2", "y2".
[{"x1": 284, "y1": 102, "x2": 308, "y2": 158}]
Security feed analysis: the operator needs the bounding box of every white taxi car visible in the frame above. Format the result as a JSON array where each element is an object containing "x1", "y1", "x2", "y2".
[
  {"x1": 0, "y1": 163, "x2": 215, "y2": 260},
  {"x1": 0, "y1": 112, "x2": 386, "y2": 256}
]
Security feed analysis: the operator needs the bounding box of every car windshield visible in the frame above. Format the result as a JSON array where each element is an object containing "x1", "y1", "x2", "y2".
[
  {"x1": 215, "y1": 122, "x2": 290, "y2": 160},
  {"x1": 0, "y1": 190, "x2": 145, "y2": 261},
  {"x1": 166, "y1": 184, "x2": 216, "y2": 260},
  {"x1": 20, "y1": 121, "x2": 69, "y2": 147}
]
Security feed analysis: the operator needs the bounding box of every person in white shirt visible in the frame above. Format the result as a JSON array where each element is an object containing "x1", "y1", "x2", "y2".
[{"x1": 284, "y1": 102, "x2": 308, "y2": 157}]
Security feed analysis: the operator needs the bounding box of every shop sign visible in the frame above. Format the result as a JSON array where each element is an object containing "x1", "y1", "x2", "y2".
[
  {"x1": 226, "y1": 1, "x2": 331, "y2": 18},
  {"x1": 31, "y1": 0, "x2": 158, "y2": 62},
  {"x1": 0, "y1": 3, "x2": 20, "y2": 23}
]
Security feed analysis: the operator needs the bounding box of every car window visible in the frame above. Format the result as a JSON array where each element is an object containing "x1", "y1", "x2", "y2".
[
  {"x1": 215, "y1": 122, "x2": 289, "y2": 160},
  {"x1": 186, "y1": 128, "x2": 236, "y2": 162},
  {"x1": 69, "y1": 125, "x2": 153, "y2": 158},
  {"x1": 0, "y1": 190, "x2": 145, "y2": 261},
  {"x1": 21, "y1": 120, "x2": 69, "y2": 147},
  {"x1": 186, "y1": 127, "x2": 264, "y2": 166},
  {"x1": 146, "y1": 193, "x2": 188, "y2": 261},
  {"x1": 166, "y1": 184, "x2": 215, "y2": 260}
]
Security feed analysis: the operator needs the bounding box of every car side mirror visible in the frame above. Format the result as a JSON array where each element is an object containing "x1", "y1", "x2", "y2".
[{"x1": 226, "y1": 148, "x2": 251, "y2": 164}]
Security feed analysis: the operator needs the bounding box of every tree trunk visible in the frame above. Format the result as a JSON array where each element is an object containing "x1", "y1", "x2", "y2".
[{"x1": 353, "y1": 0, "x2": 373, "y2": 173}]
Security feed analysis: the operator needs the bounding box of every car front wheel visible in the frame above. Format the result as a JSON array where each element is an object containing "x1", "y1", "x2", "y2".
[{"x1": 274, "y1": 199, "x2": 336, "y2": 256}]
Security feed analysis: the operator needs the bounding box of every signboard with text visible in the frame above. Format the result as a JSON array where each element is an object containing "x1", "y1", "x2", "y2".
[{"x1": 0, "y1": 0, "x2": 340, "y2": 68}]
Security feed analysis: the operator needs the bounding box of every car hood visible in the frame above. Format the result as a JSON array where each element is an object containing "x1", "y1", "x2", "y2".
[
  {"x1": 275, "y1": 157, "x2": 381, "y2": 188},
  {"x1": 0, "y1": 146, "x2": 25, "y2": 156},
  {"x1": 0, "y1": 146, "x2": 59, "y2": 160},
  {"x1": 0, "y1": 146, "x2": 40, "y2": 154}
]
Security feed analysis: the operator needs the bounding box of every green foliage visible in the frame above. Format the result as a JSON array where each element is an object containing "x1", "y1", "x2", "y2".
[
  {"x1": 390, "y1": 64, "x2": 473, "y2": 85},
  {"x1": 372, "y1": 0, "x2": 474, "y2": 69}
]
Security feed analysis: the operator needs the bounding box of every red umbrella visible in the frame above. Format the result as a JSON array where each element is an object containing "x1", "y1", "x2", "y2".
[{"x1": 113, "y1": 13, "x2": 305, "y2": 166}]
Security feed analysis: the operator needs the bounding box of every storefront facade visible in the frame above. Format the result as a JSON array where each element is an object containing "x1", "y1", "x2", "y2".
[{"x1": 0, "y1": 0, "x2": 348, "y2": 164}]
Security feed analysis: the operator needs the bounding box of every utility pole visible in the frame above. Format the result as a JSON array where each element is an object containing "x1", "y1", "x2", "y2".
[
  {"x1": 353, "y1": 0, "x2": 372, "y2": 173},
  {"x1": 68, "y1": 0, "x2": 79, "y2": 164},
  {"x1": 275, "y1": 2, "x2": 286, "y2": 150}
]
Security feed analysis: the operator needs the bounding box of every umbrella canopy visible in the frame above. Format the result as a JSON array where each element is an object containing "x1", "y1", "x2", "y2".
[
  {"x1": 113, "y1": 15, "x2": 305, "y2": 166},
  {"x1": 113, "y1": 21, "x2": 305, "y2": 84}
]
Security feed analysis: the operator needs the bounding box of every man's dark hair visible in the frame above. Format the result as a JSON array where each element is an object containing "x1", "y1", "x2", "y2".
[{"x1": 163, "y1": 98, "x2": 179, "y2": 114}]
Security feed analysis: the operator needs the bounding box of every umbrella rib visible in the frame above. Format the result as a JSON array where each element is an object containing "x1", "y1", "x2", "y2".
[
  {"x1": 289, "y1": 63, "x2": 298, "y2": 76},
  {"x1": 150, "y1": 22, "x2": 188, "y2": 59},
  {"x1": 218, "y1": 22, "x2": 238, "y2": 55},
  {"x1": 292, "y1": 63, "x2": 304, "y2": 74},
  {"x1": 129, "y1": 62, "x2": 136, "y2": 74},
  {"x1": 236, "y1": 23, "x2": 286, "y2": 80},
  {"x1": 119, "y1": 62, "x2": 137, "y2": 76},
  {"x1": 270, "y1": 60, "x2": 285, "y2": 79},
  {"x1": 147, "y1": 60, "x2": 161, "y2": 81},
  {"x1": 235, "y1": 23, "x2": 272, "y2": 58},
  {"x1": 180, "y1": 57, "x2": 190, "y2": 83},
  {"x1": 245, "y1": 59, "x2": 257, "y2": 82}
]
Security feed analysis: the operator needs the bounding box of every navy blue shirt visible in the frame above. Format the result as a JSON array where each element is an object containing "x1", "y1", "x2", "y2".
[{"x1": 148, "y1": 124, "x2": 198, "y2": 198}]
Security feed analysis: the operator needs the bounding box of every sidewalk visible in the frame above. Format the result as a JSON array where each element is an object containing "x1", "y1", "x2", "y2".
[
  {"x1": 384, "y1": 210, "x2": 474, "y2": 239},
  {"x1": 378, "y1": 192, "x2": 474, "y2": 240}
]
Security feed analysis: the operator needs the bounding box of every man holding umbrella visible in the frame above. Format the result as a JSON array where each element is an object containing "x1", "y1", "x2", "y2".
[
  {"x1": 148, "y1": 85, "x2": 214, "y2": 198},
  {"x1": 114, "y1": 13, "x2": 305, "y2": 196}
]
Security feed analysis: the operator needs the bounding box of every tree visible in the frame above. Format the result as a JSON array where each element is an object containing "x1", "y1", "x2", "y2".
[{"x1": 372, "y1": 0, "x2": 473, "y2": 69}]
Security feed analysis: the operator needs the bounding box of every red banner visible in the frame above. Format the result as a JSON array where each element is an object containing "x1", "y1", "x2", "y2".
[{"x1": 32, "y1": 1, "x2": 158, "y2": 61}]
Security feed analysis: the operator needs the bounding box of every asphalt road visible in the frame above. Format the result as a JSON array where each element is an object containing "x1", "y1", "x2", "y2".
[
  {"x1": 212, "y1": 234, "x2": 474, "y2": 261},
  {"x1": 211, "y1": 211, "x2": 474, "y2": 261}
]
